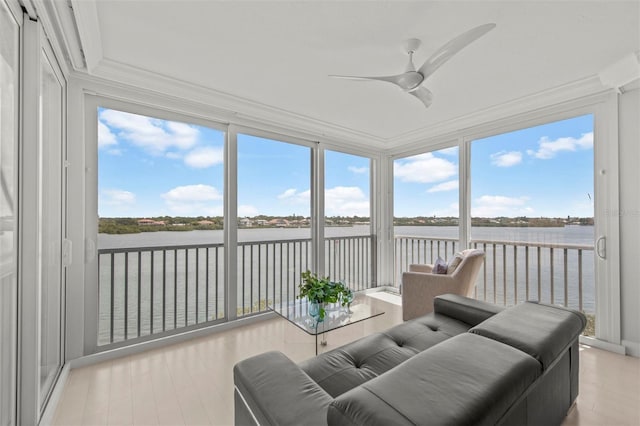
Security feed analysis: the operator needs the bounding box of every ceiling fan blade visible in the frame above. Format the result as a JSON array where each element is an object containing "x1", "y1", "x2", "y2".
[
  {"x1": 329, "y1": 74, "x2": 406, "y2": 87},
  {"x1": 409, "y1": 86, "x2": 434, "y2": 109},
  {"x1": 418, "y1": 23, "x2": 496, "y2": 79}
]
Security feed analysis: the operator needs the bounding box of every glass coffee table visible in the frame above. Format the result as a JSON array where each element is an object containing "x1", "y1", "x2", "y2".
[{"x1": 269, "y1": 297, "x2": 385, "y2": 355}]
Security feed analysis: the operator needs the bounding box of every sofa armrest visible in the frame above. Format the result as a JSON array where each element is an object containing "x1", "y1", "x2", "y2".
[
  {"x1": 433, "y1": 294, "x2": 505, "y2": 326},
  {"x1": 234, "y1": 351, "x2": 333, "y2": 426}
]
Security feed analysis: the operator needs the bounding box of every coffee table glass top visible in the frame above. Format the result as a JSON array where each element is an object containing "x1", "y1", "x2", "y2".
[{"x1": 269, "y1": 297, "x2": 385, "y2": 336}]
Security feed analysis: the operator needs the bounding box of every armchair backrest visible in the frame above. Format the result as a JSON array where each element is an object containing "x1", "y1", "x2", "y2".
[
  {"x1": 402, "y1": 249, "x2": 486, "y2": 321},
  {"x1": 450, "y1": 249, "x2": 485, "y2": 296}
]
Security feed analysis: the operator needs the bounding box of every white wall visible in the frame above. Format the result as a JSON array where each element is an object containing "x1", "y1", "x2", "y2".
[{"x1": 618, "y1": 86, "x2": 640, "y2": 357}]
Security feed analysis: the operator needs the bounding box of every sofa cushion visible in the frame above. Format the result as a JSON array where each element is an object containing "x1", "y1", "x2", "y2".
[
  {"x1": 469, "y1": 301, "x2": 587, "y2": 370},
  {"x1": 300, "y1": 313, "x2": 471, "y2": 397},
  {"x1": 327, "y1": 333, "x2": 542, "y2": 426},
  {"x1": 446, "y1": 252, "x2": 464, "y2": 274}
]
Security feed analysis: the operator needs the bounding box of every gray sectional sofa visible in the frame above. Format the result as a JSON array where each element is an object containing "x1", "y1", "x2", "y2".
[{"x1": 234, "y1": 294, "x2": 586, "y2": 425}]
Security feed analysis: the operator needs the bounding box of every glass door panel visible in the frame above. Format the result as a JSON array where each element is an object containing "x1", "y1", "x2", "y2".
[
  {"x1": 470, "y1": 115, "x2": 595, "y2": 335},
  {"x1": 97, "y1": 107, "x2": 225, "y2": 345},
  {"x1": 393, "y1": 147, "x2": 460, "y2": 285},
  {"x1": 38, "y1": 46, "x2": 64, "y2": 409},
  {"x1": 324, "y1": 150, "x2": 372, "y2": 290},
  {"x1": 237, "y1": 134, "x2": 311, "y2": 315}
]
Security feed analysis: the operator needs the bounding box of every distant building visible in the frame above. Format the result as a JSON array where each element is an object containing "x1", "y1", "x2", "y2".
[
  {"x1": 138, "y1": 219, "x2": 165, "y2": 226},
  {"x1": 239, "y1": 218, "x2": 253, "y2": 227},
  {"x1": 268, "y1": 218, "x2": 289, "y2": 227}
]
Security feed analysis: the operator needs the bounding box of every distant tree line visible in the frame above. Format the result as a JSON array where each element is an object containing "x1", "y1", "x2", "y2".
[
  {"x1": 99, "y1": 216, "x2": 223, "y2": 234},
  {"x1": 99, "y1": 215, "x2": 594, "y2": 234}
]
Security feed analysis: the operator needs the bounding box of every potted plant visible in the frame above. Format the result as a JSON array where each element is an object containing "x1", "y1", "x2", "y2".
[{"x1": 299, "y1": 270, "x2": 353, "y2": 322}]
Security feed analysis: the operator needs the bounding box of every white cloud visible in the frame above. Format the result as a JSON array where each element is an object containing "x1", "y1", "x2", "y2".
[
  {"x1": 184, "y1": 147, "x2": 224, "y2": 168},
  {"x1": 490, "y1": 151, "x2": 522, "y2": 167},
  {"x1": 427, "y1": 180, "x2": 458, "y2": 193},
  {"x1": 162, "y1": 184, "x2": 222, "y2": 202},
  {"x1": 348, "y1": 166, "x2": 368, "y2": 174},
  {"x1": 278, "y1": 188, "x2": 301, "y2": 200},
  {"x1": 527, "y1": 132, "x2": 593, "y2": 159},
  {"x1": 438, "y1": 146, "x2": 459, "y2": 156},
  {"x1": 99, "y1": 109, "x2": 199, "y2": 155},
  {"x1": 99, "y1": 189, "x2": 137, "y2": 216},
  {"x1": 161, "y1": 184, "x2": 222, "y2": 215},
  {"x1": 394, "y1": 153, "x2": 457, "y2": 183},
  {"x1": 275, "y1": 186, "x2": 369, "y2": 216},
  {"x1": 472, "y1": 195, "x2": 534, "y2": 217},
  {"x1": 325, "y1": 186, "x2": 369, "y2": 216},
  {"x1": 98, "y1": 121, "x2": 117, "y2": 148},
  {"x1": 238, "y1": 205, "x2": 259, "y2": 217},
  {"x1": 100, "y1": 189, "x2": 136, "y2": 210}
]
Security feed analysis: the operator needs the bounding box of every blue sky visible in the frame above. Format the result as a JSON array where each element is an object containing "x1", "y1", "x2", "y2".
[
  {"x1": 98, "y1": 107, "x2": 593, "y2": 219},
  {"x1": 98, "y1": 108, "x2": 370, "y2": 217},
  {"x1": 394, "y1": 114, "x2": 594, "y2": 218}
]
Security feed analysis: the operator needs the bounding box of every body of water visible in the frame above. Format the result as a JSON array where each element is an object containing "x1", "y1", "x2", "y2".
[{"x1": 98, "y1": 224, "x2": 594, "y2": 248}]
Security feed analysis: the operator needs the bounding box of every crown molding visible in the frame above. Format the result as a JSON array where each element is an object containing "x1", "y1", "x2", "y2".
[
  {"x1": 47, "y1": 0, "x2": 85, "y2": 70},
  {"x1": 90, "y1": 58, "x2": 388, "y2": 149},
  {"x1": 599, "y1": 52, "x2": 640, "y2": 92},
  {"x1": 385, "y1": 75, "x2": 608, "y2": 150},
  {"x1": 70, "y1": 0, "x2": 102, "y2": 73}
]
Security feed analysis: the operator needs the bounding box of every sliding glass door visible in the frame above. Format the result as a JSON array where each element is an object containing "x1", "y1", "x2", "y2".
[
  {"x1": 236, "y1": 133, "x2": 311, "y2": 315},
  {"x1": 0, "y1": 1, "x2": 19, "y2": 423},
  {"x1": 393, "y1": 147, "x2": 460, "y2": 284},
  {"x1": 37, "y1": 38, "x2": 66, "y2": 413},
  {"x1": 95, "y1": 104, "x2": 226, "y2": 347},
  {"x1": 469, "y1": 115, "x2": 595, "y2": 334},
  {"x1": 324, "y1": 150, "x2": 373, "y2": 289}
]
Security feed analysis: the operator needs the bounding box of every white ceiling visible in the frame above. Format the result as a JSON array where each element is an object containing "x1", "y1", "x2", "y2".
[{"x1": 72, "y1": 1, "x2": 640, "y2": 147}]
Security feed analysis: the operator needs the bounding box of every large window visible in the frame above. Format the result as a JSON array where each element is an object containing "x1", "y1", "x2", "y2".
[
  {"x1": 97, "y1": 107, "x2": 225, "y2": 345},
  {"x1": 236, "y1": 134, "x2": 311, "y2": 315},
  {"x1": 324, "y1": 150, "x2": 372, "y2": 289},
  {"x1": 470, "y1": 114, "x2": 595, "y2": 334},
  {"x1": 393, "y1": 147, "x2": 460, "y2": 282}
]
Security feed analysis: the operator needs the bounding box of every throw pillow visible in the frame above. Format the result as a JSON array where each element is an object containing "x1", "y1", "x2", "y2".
[
  {"x1": 447, "y1": 253, "x2": 465, "y2": 274},
  {"x1": 433, "y1": 257, "x2": 448, "y2": 274}
]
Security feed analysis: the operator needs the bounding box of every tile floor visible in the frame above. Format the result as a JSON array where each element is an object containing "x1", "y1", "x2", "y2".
[{"x1": 52, "y1": 294, "x2": 640, "y2": 426}]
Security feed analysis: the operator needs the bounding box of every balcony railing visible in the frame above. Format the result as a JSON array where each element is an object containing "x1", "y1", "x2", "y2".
[
  {"x1": 98, "y1": 243, "x2": 226, "y2": 346},
  {"x1": 97, "y1": 235, "x2": 375, "y2": 347},
  {"x1": 237, "y1": 236, "x2": 376, "y2": 316},
  {"x1": 98, "y1": 233, "x2": 592, "y2": 347},
  {"x1": 394, "y1": 235, "x2": 594, "y2": 313}
]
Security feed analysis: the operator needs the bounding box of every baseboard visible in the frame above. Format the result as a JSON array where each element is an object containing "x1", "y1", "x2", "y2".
[
  {"x1": 622, "y1": 339, "x2": 640, "y2": 357},
  {"x1": 579, "y1": 335, "x2": 626, "y2": 355},
  {"x1": 39, "y1": 363, "x2": 71, "y2": 425}
]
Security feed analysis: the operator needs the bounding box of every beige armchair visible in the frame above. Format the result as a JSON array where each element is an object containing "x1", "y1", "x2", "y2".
[{"x1": 401, "y1": 249, "x2": 485, "y2": 321}]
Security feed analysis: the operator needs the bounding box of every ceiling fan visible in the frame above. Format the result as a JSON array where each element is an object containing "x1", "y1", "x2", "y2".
[{"x1": 329, "y1": 23, "x2": 496, "y2": 109}]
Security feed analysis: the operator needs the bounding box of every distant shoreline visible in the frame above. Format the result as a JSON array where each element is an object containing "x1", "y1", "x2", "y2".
[{"x1": 98, "y1": 216, "x2": 594, "y2": 235}]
